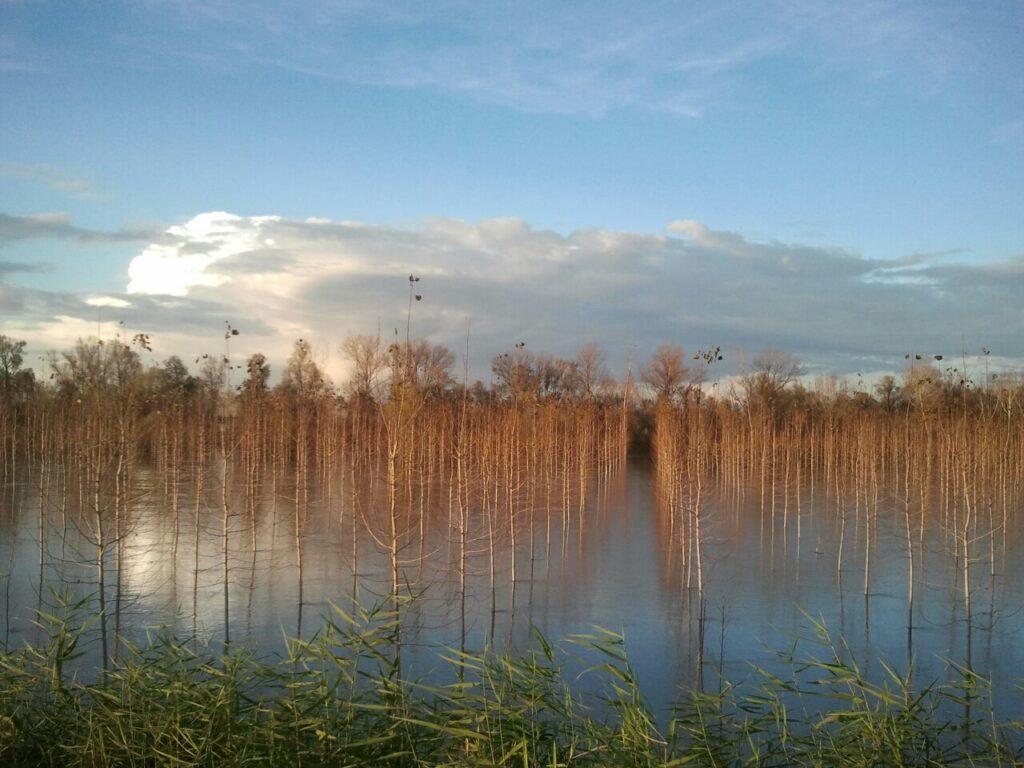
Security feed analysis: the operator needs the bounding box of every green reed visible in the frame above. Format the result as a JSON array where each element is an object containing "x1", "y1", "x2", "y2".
[{"x1": 1, "y1": 593, "x2": 1020, "y2": 767}]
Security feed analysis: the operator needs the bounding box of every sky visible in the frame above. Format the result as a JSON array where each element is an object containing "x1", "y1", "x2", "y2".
[{"x1": 2, "y1": 0, "x2": 1023, "y2": 388}]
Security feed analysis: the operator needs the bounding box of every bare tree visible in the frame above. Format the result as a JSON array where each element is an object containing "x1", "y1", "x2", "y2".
[
  {"x1": 535, "y1": 354, "x2": 572, "y2": 399},
  {"x1": 279, "y1": 339, "x2": 327, "y2": 400},
  {"x1": 573, "y1": 342, "x2": 611, "y2": 398},
  {"x1": 740, "y1": 348, "x2": 805, "y2": 408},
  {"x1": 874, "y1": 374, "x2": 900, "y2": 412},
  {"x1": 194, "y1": 354, "x2": 229, "y2": 396},
  {"x1": 902, "y1": 363, "x2": 943, "y2": 413},
  {"x1": 492, "y1": 343, "x2": 536, "y2": 400},
  {"x1": 641, "y1": 344, "x2": 689, "y2": 400},
  {"x1": 340, "y1": 333, "x2": 386, "y2": 399},
  {"x1": 491, "y1": 343, "x2": 578, "y2": 401},
  {"x1": 407, "y1": 339, "x2": 455, "y2": 395},
  {"x1": 49, "y1": 337, "x2": 142, "y2": 398}
]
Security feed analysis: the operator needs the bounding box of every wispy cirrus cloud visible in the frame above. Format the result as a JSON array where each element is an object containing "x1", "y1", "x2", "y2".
[
  {"x1": 91, "y1": 0, "x2": 1011, "y2": 117},
  {"x1": 776, "y1": 0, "x2": 977, "y2": 81}
]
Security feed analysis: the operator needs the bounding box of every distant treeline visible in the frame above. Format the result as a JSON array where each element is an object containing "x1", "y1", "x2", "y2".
[
  {"x1": 4, "y1": 331, "x2": 1021, "y2": 523},
  {"x1": 1, "y1": 332, "x2": 1018, "y2": 416},
  {"x1": 1, "y1": 334, "x2": 1020, "y2": 682}
]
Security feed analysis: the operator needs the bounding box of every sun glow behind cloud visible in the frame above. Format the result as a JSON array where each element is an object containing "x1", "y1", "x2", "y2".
[
  {"x1": 47, "y1": 211, "x2": 1007, "y2": 385},
  {"x1": 127, "y1": 212, "x2": 264, "y2": 295},
  {"x1": 84, "y1": 296, "x2": 131, "y2": 308}
]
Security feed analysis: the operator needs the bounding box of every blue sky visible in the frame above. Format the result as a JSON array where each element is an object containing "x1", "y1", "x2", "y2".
[{"x1": 2, "y1": 0, "x2": 1023, "y2": 385}]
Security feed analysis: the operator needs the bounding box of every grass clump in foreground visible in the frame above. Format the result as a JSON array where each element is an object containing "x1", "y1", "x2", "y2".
[{"x1": 0, "y1": 598, "x2": 1021, "y2": 767}]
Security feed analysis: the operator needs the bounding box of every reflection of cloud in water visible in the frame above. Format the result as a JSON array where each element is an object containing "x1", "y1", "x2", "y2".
[{"x1": 6, "y1": 456, "x2": 1022, "y2": 719}]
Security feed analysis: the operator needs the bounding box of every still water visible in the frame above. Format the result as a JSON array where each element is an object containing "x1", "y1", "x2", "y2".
[{"x1": 2, "y1": 457, "x2": 1022, "y2": 719}]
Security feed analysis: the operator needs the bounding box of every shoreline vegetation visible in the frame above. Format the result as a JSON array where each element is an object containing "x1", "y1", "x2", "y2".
[
  {"x1": 2, "y1": 324, "x2": 1023, "y2": 764},
  {"x1": 0, "y1": 595, "x2": 1020, "y2": 767}
]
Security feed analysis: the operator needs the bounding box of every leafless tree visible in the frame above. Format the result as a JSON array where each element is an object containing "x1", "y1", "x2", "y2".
[
  {"x1": 197, "y1": 354, "x2": 229, "y2": 396},
  {"x1": 572, "y1": 342, "x2": 611, "y2": 398},
  {"x1": 49, "y1": 337, "x2": 142, "y2": 398},
  {"x1": 902, "y1": 363, "x2": 943, "y2": 413},
  {"x1": 641, "y1": 344, "x2": 689, "y2": 400},
  {"x1": 874, "y1": 374, "x2": 900, "y2": 412},
  {"x1": 492, "y1": 344, "x2": 536, "y2": 400},
  {"x1": 279, "y1": 339, "x2": 328, "y2": 400},
  {"x1": 407, "y1": 338, "x2": 455, "y2": 395},
  {"x1": 340, "y1": 333, "x2": 387, "y2": 399},
  {"x1": 740, "y1": 348, "x2": 805, "y2": 408}
]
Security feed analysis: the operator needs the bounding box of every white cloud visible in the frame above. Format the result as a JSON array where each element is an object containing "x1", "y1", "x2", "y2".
[
  {"x1": 100, "y1": 212, "x2": 1024, "y2": 383},
  {"x1": 85, "y1": 295, "x2": 131, "y2": 308},
  {"x1": 4, "y1": 210, "x2": 1024, "y2": 385},
  {"x1": 127, "y1": 211, "x2": 259, "y2": 295}
]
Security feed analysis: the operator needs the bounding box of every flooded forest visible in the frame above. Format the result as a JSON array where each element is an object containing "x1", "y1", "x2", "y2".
[{"x1": 1, "y1": 330, "x2": 1023, "y2": 762}]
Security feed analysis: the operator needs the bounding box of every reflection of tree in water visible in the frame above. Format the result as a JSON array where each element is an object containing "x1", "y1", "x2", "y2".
[{"x1": 0, "y1": 330, "x2": 1023, "y2": 716}]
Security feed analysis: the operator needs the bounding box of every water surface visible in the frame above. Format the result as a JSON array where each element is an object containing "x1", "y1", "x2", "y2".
[{"x1": 2, "y1": 457, "x2": 1021, "y2": 719}]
